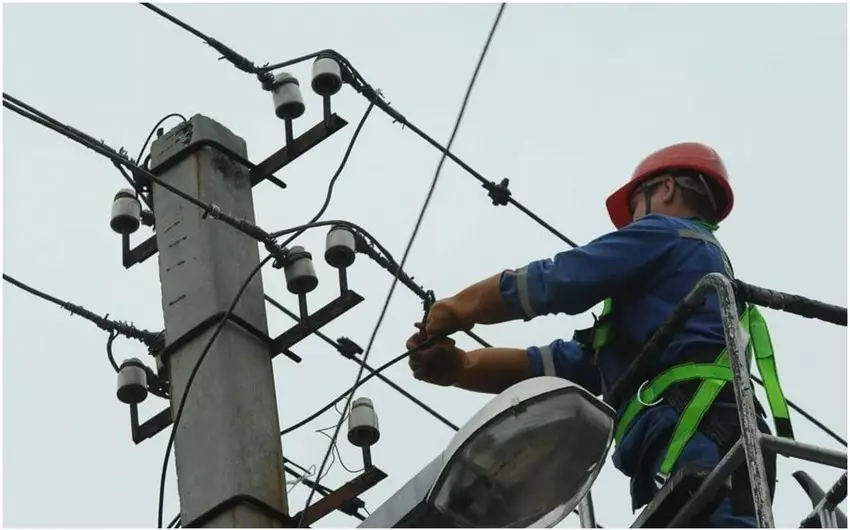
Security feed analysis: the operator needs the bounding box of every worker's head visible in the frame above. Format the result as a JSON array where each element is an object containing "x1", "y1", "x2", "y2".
[{"x1": 606, "y1": 142, "x2": 734, "y2": 229}]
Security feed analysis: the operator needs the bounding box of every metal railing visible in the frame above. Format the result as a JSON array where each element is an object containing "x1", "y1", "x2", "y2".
[{"x1": 577, "y1": 273, "x2": 848, "y2": 528}]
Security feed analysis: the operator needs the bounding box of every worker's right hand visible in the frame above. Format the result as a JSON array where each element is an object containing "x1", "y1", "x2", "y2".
[
  {"x1": 424, "y1": 297, "x2": 473, "y2": 338},
  {"x1": 406, "y1": 323, "x2": 467, "y2": 386}
]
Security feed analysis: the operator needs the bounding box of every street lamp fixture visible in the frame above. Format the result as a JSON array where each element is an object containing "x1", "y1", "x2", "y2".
[{"x1": 360, "y1": 377, "x2": 616, "y2": 528}]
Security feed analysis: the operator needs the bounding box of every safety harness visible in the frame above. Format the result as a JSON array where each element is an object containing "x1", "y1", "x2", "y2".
[{"x1": 573, "y1": 223, "x2": 794, "y2": 480}]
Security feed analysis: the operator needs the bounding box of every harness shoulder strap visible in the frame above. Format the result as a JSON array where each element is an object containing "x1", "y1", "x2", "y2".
[
  {"x1": 748, "y1": 306, "x2": 794, "y2": 438},
  {"x1": 677, "y1": 227, "x2": 735, "y2": 279}
]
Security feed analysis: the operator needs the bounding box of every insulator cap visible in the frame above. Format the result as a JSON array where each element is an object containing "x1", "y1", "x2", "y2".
[
  {"x1": 117, "y1": 357, "x2": 148, "y2": 405},
  {"x1": 272, "y1": 72, "x2": 306, "y2": 121},
  {"x1": 325, "y1": 225, "x2": 356, "y2": 268},
  {"x1": 110, "y1": 188, "x2": 142, "y2": 235},
  {"x1": 348, "y1": 397, "x2": 380, "y2": 447},
  {"x1": 311, "y1": 55, "x2": 343, "y2": 97},
  {"x1": 283, "y1": 245, "x2": 318, "y2": 294}
]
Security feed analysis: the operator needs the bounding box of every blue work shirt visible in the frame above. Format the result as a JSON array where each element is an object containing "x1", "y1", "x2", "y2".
[{"x1": 499, "y1": 213, "x2": 744, "y2": 510}]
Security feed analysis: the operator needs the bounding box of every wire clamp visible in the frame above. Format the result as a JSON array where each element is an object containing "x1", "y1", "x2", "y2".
[
  {"x1": 483, "y1": 177, "x2": 511, "y2": 206},
  {"x1": 202, "y1": 203, "x2": 222, "y2": 220}
]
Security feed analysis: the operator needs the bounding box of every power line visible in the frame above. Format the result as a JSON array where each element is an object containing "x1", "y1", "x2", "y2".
[
  {"x1": 135, "y1": 113, "x2": 187, "y2": 165},
  {"x1": 128, "y1": 112, "x2": 188, "y2": 208},
  {"x1": 156, "y1": 255, "x2": 273, "y2": 528},
  {"x1": 3, "y1": 273, "x2": 161, "y2": 348},
  {"x1": 278, "y1": 100, "x2": 375, "y2": 248},
  {"x1": 282, "y1": 346, "x2": 421, "y2": 433},
  {"x1": 139, "y1": 3, "x2": 275, "y2": 86},
  {"x1": 297, "y1": 4, "x2": 506, "y2": 525},
  {"x1": 264, "y1": 295, "x2": 459, "y2": 430}
]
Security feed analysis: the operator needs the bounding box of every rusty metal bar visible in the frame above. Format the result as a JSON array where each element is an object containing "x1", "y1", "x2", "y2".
[
  {"x1": 295, "y1": 466, "x2": 387, "y2": 527},
  {"x1": 707, "y1": 273, "x2": 775, "y2": 527},
  {"x1": 762, "y1": 435, "x2": 847, "y2": 469}
]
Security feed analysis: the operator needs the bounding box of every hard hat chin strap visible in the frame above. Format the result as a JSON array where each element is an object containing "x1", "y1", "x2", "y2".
[{"x1": 643, "y1": 185, "x2": 656, "y2": 216}]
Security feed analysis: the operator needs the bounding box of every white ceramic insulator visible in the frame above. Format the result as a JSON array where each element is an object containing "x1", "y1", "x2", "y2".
[
  {"x1": 348, "y1": 397, "x2": 380, "y2": 447},
  {"x1": 284, "y1": 246, "x2": 318, "y2": 294},
  {"x1": 325, "y1": 225, "x2": 356, "y2": 268},
  {"x1": 116, "y1": 358, "x2": 148, "y2": 404},
  {"x1": 272, "y1": 72, "x2": 305, "y2": 120},
  {"x1": 110, "y1": 189, "x2": 141, "y2": 235},
  {"x1": 311, "y1": 56, "x2": 343, "y2": 96}
]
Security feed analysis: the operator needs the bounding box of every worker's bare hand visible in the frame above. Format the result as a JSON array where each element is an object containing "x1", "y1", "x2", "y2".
[
  {"x1": 424, "y1": 298, "x2": 472, "y2": 338},
  {"x1": 407, "y1": 323, "x2": 466, "y2": 386}
]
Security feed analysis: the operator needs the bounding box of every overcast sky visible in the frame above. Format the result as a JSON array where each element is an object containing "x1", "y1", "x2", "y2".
[{"x1": 3, "y1": 2, "x2": 848, "y2": 528}]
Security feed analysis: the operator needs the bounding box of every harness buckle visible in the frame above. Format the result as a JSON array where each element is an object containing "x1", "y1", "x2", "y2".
[{"x1": 637, "y1": 380, "x2": 663, "y2": 407}]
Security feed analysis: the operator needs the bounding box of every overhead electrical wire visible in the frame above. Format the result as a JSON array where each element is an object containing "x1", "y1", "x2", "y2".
[
  {"x1": 106, "y1": 332, "x2": 120, "y2": 373},
  {"x1": 264, "y1": 294, "x2": 459, "y2": 430},
  {"x1": 3, "y1": 273, "x2": 161, "y2": 348},
  {"x1": 297, "y1": 4, "x2": 506, "y2": 525},
  {"x1": 135, "y1": 113, "x2": 187, "y2": 165}
]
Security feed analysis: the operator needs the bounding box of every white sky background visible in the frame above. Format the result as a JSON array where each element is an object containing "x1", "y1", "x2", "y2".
[{"x1": 2, "y1": 1, "x2": 848, "y2": 528}]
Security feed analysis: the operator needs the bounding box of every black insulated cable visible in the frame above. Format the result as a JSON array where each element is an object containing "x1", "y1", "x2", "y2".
[
  {"x1": 139, "y1": 3, "x2": 274, "y2": 86},
  {"x1": 3, "y1": 273, "x2": 160, "y2": 347},
  {"x1": 155, "y1": 254, "x2": 273, "y2": 528},
  {"x1": 264, "y1": 294, "x2": 459, "y2": 431}
]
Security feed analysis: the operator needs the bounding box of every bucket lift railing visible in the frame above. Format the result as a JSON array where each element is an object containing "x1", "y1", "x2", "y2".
[{"x1": 577, "y1": 272, "x2": 848, "y2": 528}]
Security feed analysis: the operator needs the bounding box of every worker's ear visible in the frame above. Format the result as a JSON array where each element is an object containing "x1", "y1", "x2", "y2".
[{"x1": 659, "y1": 175, "x2": 677, "y2": 204}]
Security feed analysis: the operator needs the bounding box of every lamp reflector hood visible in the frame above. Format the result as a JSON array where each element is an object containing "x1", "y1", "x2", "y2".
[{"x1": 427, "y1": 377, "x2": 616, "y2": 528}]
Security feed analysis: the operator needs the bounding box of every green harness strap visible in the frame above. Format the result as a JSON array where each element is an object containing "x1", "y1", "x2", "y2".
[
  {"x1": 614, "y1": 304, "x2": 793, "y2": 476},
  {"x1": 575, "y1": 222, "x2": 794, "y2": 477}
]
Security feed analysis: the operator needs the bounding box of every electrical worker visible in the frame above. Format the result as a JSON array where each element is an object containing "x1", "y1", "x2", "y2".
[{"x1": 406, "y1": 142, "x2": 792, "y2": 528}]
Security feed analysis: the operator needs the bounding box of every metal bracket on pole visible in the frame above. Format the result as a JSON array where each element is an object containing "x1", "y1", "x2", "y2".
[
  {"x1": 129, "y1": 404, "x2": 173, "y2": 445},
  {"x1": 250, "y1": 114, "x2": 348, "y2": 186},
  {"x1": 294, "y1": 466, "x2": 388, "y2": 527},
  {"x1": 122, "y1": 232, "x2": 159, "y2": 268},
  {"x1": 270, "y1": 289, "x2": 364, "y2": 357}
]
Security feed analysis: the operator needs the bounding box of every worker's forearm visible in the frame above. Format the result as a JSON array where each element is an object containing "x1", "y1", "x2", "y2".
[
  {"x1": 454, "y1": 347, "x2": 534, "y2": 394},
  {"x1": 451, "y1": 273, "x2": 515, "y2": 328}
]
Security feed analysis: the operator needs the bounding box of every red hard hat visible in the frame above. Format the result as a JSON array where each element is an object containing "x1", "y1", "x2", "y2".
[{"x1": 605, "y1": 142, "x2": 734, "y2": 229}]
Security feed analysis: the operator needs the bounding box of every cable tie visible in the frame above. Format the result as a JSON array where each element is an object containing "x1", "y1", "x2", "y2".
[{"x1": 203, "y1": 203, "x2": 222, "y2": 220}]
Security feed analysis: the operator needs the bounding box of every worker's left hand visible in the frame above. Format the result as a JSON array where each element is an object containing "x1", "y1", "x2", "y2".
[
  {"x1": 406, "y1": 323, "x2": 466, "y2": 386},
  {"x1": 424, "y1": 297, "x2": 472, "y2": 338}
]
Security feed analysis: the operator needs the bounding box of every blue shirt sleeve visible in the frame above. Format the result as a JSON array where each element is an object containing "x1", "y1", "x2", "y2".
[
  {"x1": 526, "y1": 339, "x2": 601, "y2": 395},
  {"x1": 500, "y1": 214, "x2": 679, "y2": 319}
]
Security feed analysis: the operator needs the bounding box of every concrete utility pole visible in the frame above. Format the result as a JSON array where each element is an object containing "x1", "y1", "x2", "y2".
[{"x1": 150, "y1": 115, "x2": 288, "y2": 527}]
